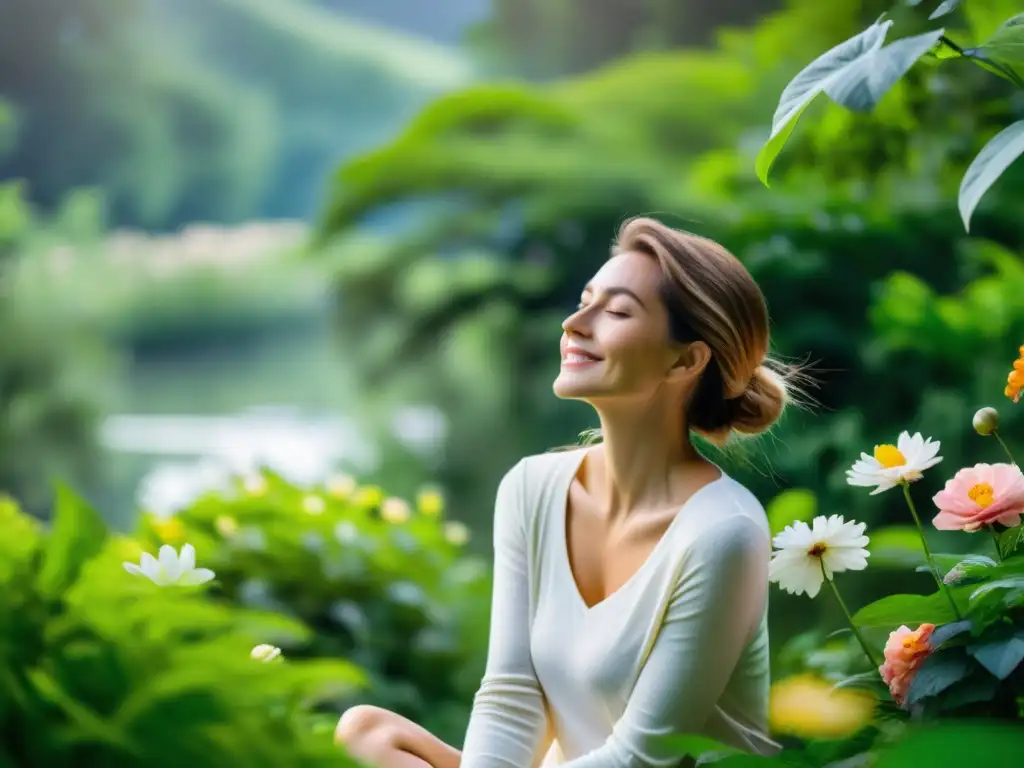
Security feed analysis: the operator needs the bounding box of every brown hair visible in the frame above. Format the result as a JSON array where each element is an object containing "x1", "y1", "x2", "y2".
[{"x1": 615, "y1": 216, "x2": 789, "y2": 445}]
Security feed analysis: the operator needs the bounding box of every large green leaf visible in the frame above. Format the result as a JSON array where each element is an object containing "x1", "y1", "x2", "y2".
[
  {"x1": 979, "y1": 12, "x2": 1024, "y2": 63},
  {"x1": 904, "y1": 647, "x2": 974, "y2": 706},
  {"x1": 968, "y1": 630, "x2": 1024, "y2": 679},
  {"x1": 755, "y1": 20, "x2": 892, "y2": 185},
  {"x1": 929, "y1": 0, "x2": 962, "y2": 21},
  {"x1": 35, "y1": 483, "x2": 109, "y2": 599},
  {"x1": 824, "y1": 28, "x2": 944, "y2": 112},
  {"x1": 852, "y1": 590, "x2": 966, "y2": 628},
  {"x1": 958, "y1": 120, "x2": 1024, "y2": 231},
  {"x1": 874, "y1": 722, "x2": 1024, "y2": 767}
]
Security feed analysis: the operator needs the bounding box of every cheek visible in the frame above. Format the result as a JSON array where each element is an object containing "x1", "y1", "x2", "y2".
[{"x1": 603, "y1": 329, "x2": 670, "y2": 381}]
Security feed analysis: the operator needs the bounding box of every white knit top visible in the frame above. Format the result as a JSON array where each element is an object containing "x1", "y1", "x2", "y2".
[{"x1": 460, "y1": 448, "x2": 780, "y2": 767}]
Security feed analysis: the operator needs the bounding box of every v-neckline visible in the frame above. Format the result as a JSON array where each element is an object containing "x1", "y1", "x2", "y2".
[{"x1": 555, "y1": 448, "x2": 726, "y2": 614}]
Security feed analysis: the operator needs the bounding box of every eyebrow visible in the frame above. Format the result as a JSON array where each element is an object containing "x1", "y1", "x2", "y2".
[{"x1": 582, "y1": 284, "x2": 648, "y2": 309}]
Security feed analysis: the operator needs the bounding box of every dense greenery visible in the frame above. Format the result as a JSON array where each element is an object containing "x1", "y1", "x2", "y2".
[
  {"x1": 134, "y1": 472, "x2": 491, "y2": 746},
  {"x1": 0, "y1": 488, "x2": 361, "y2": 767},
  {"x1": 319, "y1": 0, "x2": 1024, "y2": 534}
]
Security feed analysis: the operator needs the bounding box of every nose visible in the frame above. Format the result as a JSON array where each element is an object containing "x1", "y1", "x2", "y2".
[{"x1": 562, "y1": 306, "x2": 592, "y2": 338}]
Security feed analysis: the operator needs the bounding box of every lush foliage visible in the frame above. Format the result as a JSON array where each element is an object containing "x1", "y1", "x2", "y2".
[
  {"x1": 134, "y1": 472, "x2": 491, "y2": 746},
  {"x1": 0, "y1": 488, "x2": 362, "y2": 767},
  {"x1": 758, "y1": 0, "x2": 1024, "y2": 231},
  {"x1": 0, "y1": 184, "x2": 111, "y2": 512},
  {"x1": 669, "y1": 351, "x2": 1024, "y2": 764},
  {"x1": 318, "y1": 0, "x2": 1024, "y2": 544}
]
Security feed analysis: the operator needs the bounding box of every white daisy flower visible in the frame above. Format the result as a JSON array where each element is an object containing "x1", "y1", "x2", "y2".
[
  {"x1": 250, "y1": 644, "x2": 282, "y2": 663},
  {"x1": 769, "y1": 515, "x2": 870, "y2": 598},
  {"x1": 380, "y1": 497, "x2": 411, "y2": 524},
  {"x1": 846, "y1": 431, "x2": 942, "y2": 495},
  {"x1": 123, "y1": 543, "x2": 215, "y2": 587}
]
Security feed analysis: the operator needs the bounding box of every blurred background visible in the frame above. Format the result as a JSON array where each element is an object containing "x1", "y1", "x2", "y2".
[{"x1": 2, "y1": 0, "x2": 1024, "y2": 750}]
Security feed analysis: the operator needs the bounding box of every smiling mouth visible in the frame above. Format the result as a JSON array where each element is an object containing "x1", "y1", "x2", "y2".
[{"x1": 562, "y1": 350, "x2": 602, "y2": 366}]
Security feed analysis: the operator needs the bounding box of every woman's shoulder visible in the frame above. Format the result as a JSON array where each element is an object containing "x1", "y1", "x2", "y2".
[{"x1": 686, "y1": 473, "x2": 772, "y2": 550}]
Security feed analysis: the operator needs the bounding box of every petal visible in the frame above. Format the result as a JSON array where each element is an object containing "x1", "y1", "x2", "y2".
[
  {"x1": 123, "y1": 562, "x2": 144, "y2": 576},
  {"x1": 179, "y1": 568, "x2": 215, "y2": 586},
  {"x1": 179, "y1": 543, "x2": 196, "y2": 572},
  {"x1": 159, "y1": 544, "x2": 182, "y2": 583}
]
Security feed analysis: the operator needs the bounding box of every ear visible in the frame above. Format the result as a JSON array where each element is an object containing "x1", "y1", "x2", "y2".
[{"x1": 668, "y1": 341, "x2": 712, "y2": 384}]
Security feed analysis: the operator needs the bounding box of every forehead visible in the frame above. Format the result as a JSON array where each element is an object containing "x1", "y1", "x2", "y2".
[{"x1": 586, "y1": 251, "x2": 662, "y2": 296}]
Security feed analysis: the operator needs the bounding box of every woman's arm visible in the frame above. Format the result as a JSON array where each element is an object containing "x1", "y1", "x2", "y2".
[
  {"x1": 561, "y1": 515, "x2": 771, "y2": 768},
  {"x1": 461, "y1": 460, "x2": 550, "y2": 768}
]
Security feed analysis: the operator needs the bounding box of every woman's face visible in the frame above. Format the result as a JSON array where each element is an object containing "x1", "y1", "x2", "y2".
[{"x1": 553, "y1": 251, "x2": 684, "y2": 403}]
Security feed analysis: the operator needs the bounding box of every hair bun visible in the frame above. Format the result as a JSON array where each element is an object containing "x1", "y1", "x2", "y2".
[{"x1": 728, "y1": 364, "x2": 787, "y2": 437}]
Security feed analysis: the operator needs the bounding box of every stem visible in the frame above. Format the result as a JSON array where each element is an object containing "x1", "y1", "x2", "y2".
[
  {"x1": 992, "y1": 430, "x2": 1018, "y2": 466},
  {"x1": 939, "y1": 35, "x2": 1024, "y2": 90},
  {"x1": 988, "y1": 524, "x2": 1004, "y2": 562},
  {"x1": 940, "y1": 35, "x2": 967, "y2": 56},
  {"x1": 901, "y1": 482, "x2": 964, "y2": 620},
  {"x1": 822, "y1": 560, "x2": 881, "y2": 670}
]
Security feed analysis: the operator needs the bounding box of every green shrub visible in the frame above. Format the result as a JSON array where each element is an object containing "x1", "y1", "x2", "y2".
[
  {"x1": 0, "y1": 488, "x2": 362, "y2": 767},
  {"x1": 138, "y1": 470, "x2": 491, "y2": 745}
]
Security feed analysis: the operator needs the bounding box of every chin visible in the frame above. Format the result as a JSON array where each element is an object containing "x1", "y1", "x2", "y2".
[{"x1": 553, "y1": 371, "x2": 603, "y2": 400}]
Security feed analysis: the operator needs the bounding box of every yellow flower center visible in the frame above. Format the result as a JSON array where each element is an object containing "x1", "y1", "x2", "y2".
[
  {"x1": 873, "y1": 444, "x2": 906, "y2": 468},
  {"x1": 968, "y1": 482, "x2": 995, "y2": 508}
]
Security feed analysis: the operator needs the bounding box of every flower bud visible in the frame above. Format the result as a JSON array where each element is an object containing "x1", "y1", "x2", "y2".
[
  {"x1": 972, "y1": 407, "x2": 1000, "y2": 436},
  {"x1": 250, "y1": 644, "x2": 282, "y2": 663}
]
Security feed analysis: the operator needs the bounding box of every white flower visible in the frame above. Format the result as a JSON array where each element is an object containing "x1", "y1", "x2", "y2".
[
  {"x1": 123, "y1": 543, "x2": 215, "y2": 587},
  {"x1": 250, "y1": 644, "x2": 282, "y2": 662},
  {"x1": 444, "y1": 521, "x2": 470, "y2": 546},
  {"x1": 769, "y1": 515, "x2": 870, "y2": 598},
  {"x1": 845, "y1": 431, "x2": 942, "y2": 495},
  {"x1": 380, "y1": 497, "x2": 411, "y2": 524},
  {"x1": 302, "y1": 494, "x2": 326, "y2": 515}
]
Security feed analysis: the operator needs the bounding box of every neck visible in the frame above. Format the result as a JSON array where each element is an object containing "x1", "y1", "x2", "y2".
[{"x1": 590, "y1": 394, "x2": 703, "y2": 516}]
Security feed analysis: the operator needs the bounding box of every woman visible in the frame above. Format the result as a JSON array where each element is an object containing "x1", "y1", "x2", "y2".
[{"x1": 336, "y1": 217, "x2": 788, "y2": 767}]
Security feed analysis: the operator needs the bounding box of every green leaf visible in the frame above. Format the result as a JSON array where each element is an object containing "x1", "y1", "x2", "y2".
[
  {"x1": 766, "y1": 488, "x2": 817, "y2": 536},
  {"x1": 929, "y1": 0, "x2": 962, "y2": 21},
  {"x1": 904, "y1": 647, "x2": 974, "y2": 706},
  {"x1": 958, "y1": 120, "x2": 1024, "y2": 231},
  {"x1": 660, "y1": 734, "x2": 742, "y2": 759},
  {"x1": 756, "y1": 20, "x2": 892, "y2": 185},
  {"x1": 970, "y1": 575, "x2": 1024, "y2": 601},
  {"x1": 873, "y1": 722, "x2": 1024, "y2": 768},
  {"x1": 825, "y1": 29, "x2": 945, "y2": 112},
  {"x1": 928, "y1": 619, "x2": 972, "y2": 648},
  {"x1": 852, "y1": 590, "x2": 966, "y2": 628},
  {"x1": 36, "y1": 483, "x2": 109, "y2": 599},
  {"x1": 997, "y1": 527, "x2": 1024, "y2": 557},
  {"x1": 833, "y1": 670, "x2": 889, "y2": 694},
  {"x1": 939, "y1": 670, "x2": 1001, "y2": 711},
  {"x1": 968, "y1": 631, "x2": 1024, "y2": 679},
  {"x1": 979, "y1": 13, "x2": 1024, "y2": 63}
]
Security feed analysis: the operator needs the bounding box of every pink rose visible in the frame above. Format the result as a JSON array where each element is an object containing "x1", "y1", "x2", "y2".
[
  {"x1": 879, "y1": 623, "x2": 935, "y2": 707},
  {"x1": 931, "y1": 462, "x2": 1024, "y2": 532}
]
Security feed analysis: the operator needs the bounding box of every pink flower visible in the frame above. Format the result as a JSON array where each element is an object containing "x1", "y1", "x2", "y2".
[
  {"x1": 880, "y1": 624, "x2": 935, "y2": 707},
  {"x1": 931, "y1": 463, "x2": 1024, "y2": 532}
]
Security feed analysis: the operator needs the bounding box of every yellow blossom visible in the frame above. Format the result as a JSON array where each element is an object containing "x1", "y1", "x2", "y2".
[
  {"x1": 302, "y1": 495, "x2": 326, "y2": 515},
  {"x1": 151, "y1": 516, "x2": 184, "y2": 544},
  {"x1": 326, "y1": 473, "x2": 357, "y2": 499},
  {"x1": 769, "y1": 674, "x2": 875, "y2": 740},
  {"x1": 215, "y1": 516, "x2": 239, "y2": 537},
  {"x1": 353, "y1": 485, "x2": 383, "y2": 509},
  {"x1": 416, "y1": 489, "x2": 445, "y2": 518}
]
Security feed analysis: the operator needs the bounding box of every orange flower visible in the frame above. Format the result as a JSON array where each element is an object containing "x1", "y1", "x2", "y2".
[
  {"x1": 1007, "y1": 347, "x2": 1024, "y2": 403},
  {"x1": 879, "y1": 624, "x2": 935, "y2": 707}
]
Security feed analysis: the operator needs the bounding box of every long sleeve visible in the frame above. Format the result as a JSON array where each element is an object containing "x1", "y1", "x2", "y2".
[
  {"x1": 560, "y1": 516, "x2": 771, "y2": 768},
  {"x1": 461, "y1": 460, "x2": 550, "y2": 768}
]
